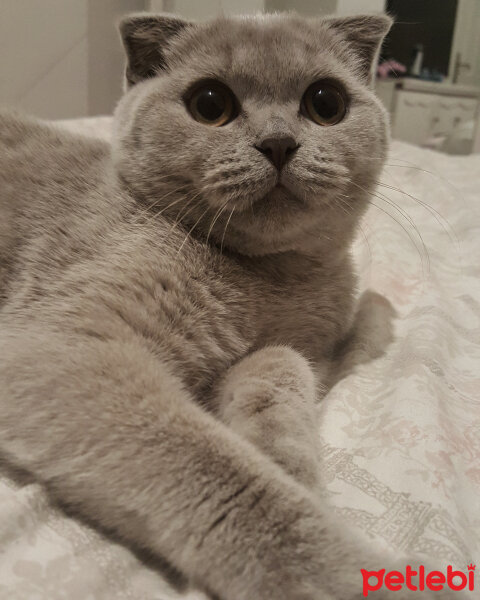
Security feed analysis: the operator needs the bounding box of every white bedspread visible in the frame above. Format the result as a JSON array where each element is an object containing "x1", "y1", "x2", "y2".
[{"x1": 1, "y1": 117, "x2": 479, "y2": 599}]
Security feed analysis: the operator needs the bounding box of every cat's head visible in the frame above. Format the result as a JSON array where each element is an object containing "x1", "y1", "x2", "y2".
[{"x1": 113, "y1": 12, "x2": 391, "y2": 256}]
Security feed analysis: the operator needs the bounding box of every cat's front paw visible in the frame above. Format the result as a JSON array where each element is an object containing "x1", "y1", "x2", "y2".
[
  {"x1": 217, "y1": 346, "x2": 320, "y2": 489},
  {"x1": 219, "y1": 345, "x2": 316, "y2": 415}
]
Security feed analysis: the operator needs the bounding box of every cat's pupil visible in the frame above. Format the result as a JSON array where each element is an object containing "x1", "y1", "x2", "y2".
[
  {"x1": 311, "y1": 88, "x2": 339, "y2": 120},
  {"x1": 196, "y1": 89, "x2": 225, "y2": 121}
]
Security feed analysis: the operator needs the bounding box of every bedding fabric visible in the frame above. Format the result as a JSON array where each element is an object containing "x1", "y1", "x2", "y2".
[{"x1": 0, "y1": 117, "x2": 479, "y2": 599}]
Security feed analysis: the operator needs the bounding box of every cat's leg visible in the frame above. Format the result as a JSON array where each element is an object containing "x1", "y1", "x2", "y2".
[
  {"x1": 329, "y1": 290, "x2": 396, "y2": 388},
  {"x1": 0, "y1": 324, "x2": 354, "y2": 600},
  {"x1": 216, "y1": 346, "x2": 321, "y2": 490}
]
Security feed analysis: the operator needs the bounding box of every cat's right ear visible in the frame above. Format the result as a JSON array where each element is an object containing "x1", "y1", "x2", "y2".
[
  {"x1": 325, "y1": 14, "x2": 393, "y2": 85},
  {"x1": 119, "y1": 13, "x2": 192, "y2": 87}
]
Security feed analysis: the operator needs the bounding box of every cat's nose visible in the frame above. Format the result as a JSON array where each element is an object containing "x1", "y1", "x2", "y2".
[{"x1": 255, "y1": 136, "x2": 299, "y2": 171}]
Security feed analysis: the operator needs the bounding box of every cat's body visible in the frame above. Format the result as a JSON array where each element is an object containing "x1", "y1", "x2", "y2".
[
  {"x1": 0, "y1": 12, "x2": 441, "y2": 600},
  {"x1": 0, "y1": 112, "x2": 354, "y2": 397}
]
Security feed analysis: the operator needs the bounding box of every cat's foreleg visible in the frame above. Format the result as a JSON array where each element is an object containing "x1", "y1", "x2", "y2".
[
  {"x1": 216, "y1": 346, "x2": 321, "y2": 490},
  {"x1": 0, "y1": 325, "x2": 362, "y2": 600},
  {"x1": 328, "y1": 289, "x2": 396, "y2": 388}
]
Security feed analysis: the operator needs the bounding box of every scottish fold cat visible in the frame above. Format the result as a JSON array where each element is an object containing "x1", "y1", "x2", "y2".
[{"x1": 0, "y1": 11, "x2": 441, "y2": 600}]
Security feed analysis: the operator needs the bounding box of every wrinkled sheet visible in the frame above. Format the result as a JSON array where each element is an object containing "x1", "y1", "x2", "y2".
[{"x1": 1, "y1": 117, "x2": 479, "y2": 599}]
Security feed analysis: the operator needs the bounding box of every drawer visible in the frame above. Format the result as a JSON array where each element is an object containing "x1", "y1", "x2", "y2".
[
  {"x1": 452, "y1": 98, "x2": 478, "y2": 124},
  {"x1": 433, "y1": 97, "x2": 461, "y2": 136},
  {"x1": 392, "y1": 91, "x2": 438, "y2": 145},
  {"x1": 434, "y1": 97, "x2": 478, "y2": 135}
]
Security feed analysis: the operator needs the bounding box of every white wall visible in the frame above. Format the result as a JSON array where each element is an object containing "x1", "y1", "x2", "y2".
[
  {"x1": 0, "y1": 0, "x2": 89, "y2": 119},
  {"x1": 88, "y1": 0, "x2": 145, "y2": 116},
  {"x1": 222, "y1": 0, "x2": 264, "y2": 14},
  {"x1": 0, "y1": 0, "x2": 146, "y2": 119},
  {"x1": 151, "y1": 0, "x2": 220, "y2": 20},
  {"x1": 266, "y1": 0, "x2": 385, "y2": 16},
  {"x1": 150, "y1": 0, "x2": 264, "y2": 19},
  {"x1": 265, "y1": 0, "x2": 336, "y2": 15},
  {"x1": 151, "y1": 0, "x2": 386, "y2": 18},
  {"x1": 336, "y1": 0, "x2": 385, "y2": 15}
]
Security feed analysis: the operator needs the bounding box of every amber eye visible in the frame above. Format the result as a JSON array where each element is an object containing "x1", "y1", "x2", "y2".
[
  {"x1": 187, "y1": 82, "x2": 237, "y2": 127},
  {"x1": 302, "y1": 81, "x2": 347, "y2": 126}
]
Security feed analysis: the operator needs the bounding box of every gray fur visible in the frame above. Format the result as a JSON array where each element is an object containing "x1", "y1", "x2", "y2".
[{"x1": 0, "y1": 12, "x2": 444, "y2": 600}]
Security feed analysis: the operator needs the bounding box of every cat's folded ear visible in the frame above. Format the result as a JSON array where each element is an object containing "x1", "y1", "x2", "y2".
[
  {"x1": 119, "y1": 13, "x2": 192, "y2": 87},
  {"x1": 326, "y1": 14, "x2": 393, "y2": 84}
]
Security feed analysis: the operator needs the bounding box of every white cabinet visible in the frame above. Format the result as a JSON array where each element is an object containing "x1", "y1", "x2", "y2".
[
  {"x1": 392, "y1": 91, "x2": 438, "y2": 145},
  {"x1": 377, "y1": 80, "x2": 480, "y2": 153},
  {"x1": 452, "y1": 98, "x2": 478, "y2": 124},
  {"x1": 432, "y1": 96, "x2": 477, "y2": 137}
]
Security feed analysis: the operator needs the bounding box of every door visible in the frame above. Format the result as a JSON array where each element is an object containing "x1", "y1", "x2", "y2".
[{"x1": 449, "y1": 0, "x2": 480, "y2": 86}]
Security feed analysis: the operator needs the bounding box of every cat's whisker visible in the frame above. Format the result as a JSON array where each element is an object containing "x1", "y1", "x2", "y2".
[
  {"x1": 300, "y1": 230, "x2": 334, "y2": 243},
  {"x1": 139, "y1": 195, "x2": 186, "y2": 228},
  {"x1": 350, "y1": 179, "x2": 430, "y2": 279},
  {"x1": 206, "y1": 200, "x2": 231, "y2": 246},
  {"x1": 146, "y1": 185, "x2": 191, "y2": 215},
  {"x1": 335, "y1": 195, "x2": 373, "y2": 267},
  {"x1": 346, "y1": 151, "x2": 459, "y2": 255},
  {"x1": 132, "y1": 192, "x2": 185, "y2": 226},
  {"x1": 334, "y1": 195, "x2": 353, "y2": 217},
  {"x1": 131, "y1": 180, "x2": 193, "y2": 225},
  {"x1": 220, "y1": 205, "x2": 236, "y2": 255},
  {"x1": 176, "y1": 205, "x2": 211, "y2": 256},
  {"x1": 371, "y1": 188, "x2": 430, "y2": 276},
  {"x1": 364, "y1": 199, "x2": 428, "y2": 282},
  {"x1": 358, "y1": 224, "x2": 373, "y2": 268},
  {"x1": 368, "y1": 199, "x2": 426, "y2": 273},
  {"x1": 344, "y1": 149, "x2": 452, "y2": 176},
  {"x1": 376, "y1": 181, "x2": 458, "y2": 247},
  {"x1": 169, "y1": 192, "x2": 204, "y2": 232},
  {"x1": 351, "y1": 154, "x2": 463, "y2": 209}
]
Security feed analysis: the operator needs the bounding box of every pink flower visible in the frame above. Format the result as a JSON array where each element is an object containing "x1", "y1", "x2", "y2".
[{"x1": 389, "y1": 420, "x2": 424, "y2": 446}]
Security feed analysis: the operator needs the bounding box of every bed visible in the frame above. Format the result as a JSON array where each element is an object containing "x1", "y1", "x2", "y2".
[{"x1": 1, "y1": 117, "x2": 479, "y2": 599}]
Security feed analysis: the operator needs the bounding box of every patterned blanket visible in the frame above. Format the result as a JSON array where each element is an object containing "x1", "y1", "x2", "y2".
[{"x1": 1, "y1": 117, "x2": 479, "y2": 599}]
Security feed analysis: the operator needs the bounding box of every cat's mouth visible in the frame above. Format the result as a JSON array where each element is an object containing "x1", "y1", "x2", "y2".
[{"x1": 202, "y1": 174, "x2": 307, "y2": 215}]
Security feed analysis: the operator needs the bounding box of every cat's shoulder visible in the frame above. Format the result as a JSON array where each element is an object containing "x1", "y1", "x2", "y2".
[
  {"x1": 0, "y1": 110, "x2": 111, "y2": 209},
  {"x1": 0, "y1": 110, "x2": 109, "y2": 166},
  {"x1": 0, "y1": 110, "x2": 44, "y2": 146}
]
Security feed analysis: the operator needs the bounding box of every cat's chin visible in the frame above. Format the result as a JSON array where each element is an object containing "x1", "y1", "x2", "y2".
[{"x1": 252, "y1": 183, "x2": 305, "y2": 212}]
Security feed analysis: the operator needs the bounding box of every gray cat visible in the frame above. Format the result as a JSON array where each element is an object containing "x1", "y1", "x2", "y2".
[{"x1": 0, "y1": 11, "x2": 441, "y2": 600}]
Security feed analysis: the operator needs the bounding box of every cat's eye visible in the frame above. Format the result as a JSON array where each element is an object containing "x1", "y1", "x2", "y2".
[
  {"x1": 187, "y1": 81, "x2": 237, "y2": 127},
  {"x1": 302, "y1": 81, "x2": 347, "y2": 126}
]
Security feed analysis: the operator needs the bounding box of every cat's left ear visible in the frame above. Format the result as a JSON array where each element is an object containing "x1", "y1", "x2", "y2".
[
  {"x1": 326, "y1": 14, "x2": 393, "y2": 84},
  {"x1": 119, "y1": 13, "x2": 193, "y2": 87}
]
